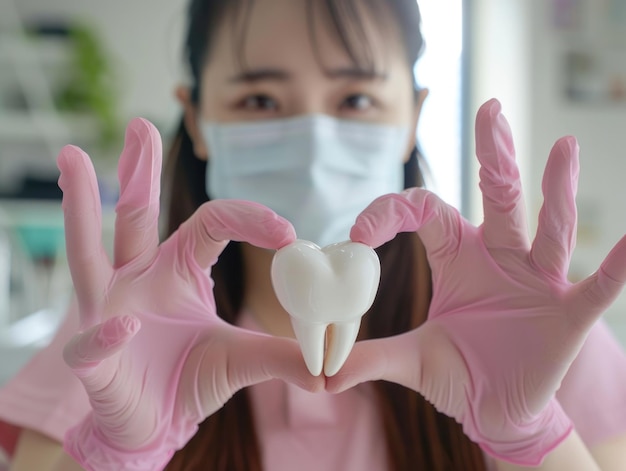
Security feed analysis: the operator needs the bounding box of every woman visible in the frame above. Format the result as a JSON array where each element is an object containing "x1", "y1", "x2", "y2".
[{"x1": 2, "y1": 0, "x2": 626, "y2": 469}]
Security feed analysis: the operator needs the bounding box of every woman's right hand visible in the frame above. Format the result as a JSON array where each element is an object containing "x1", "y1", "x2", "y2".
[
  {"x1": 58, "y1": 118, "x2": 322, "y2": 471},
  {"x1": 326, "y1": 99, "x2": 626, "y2": 467}
]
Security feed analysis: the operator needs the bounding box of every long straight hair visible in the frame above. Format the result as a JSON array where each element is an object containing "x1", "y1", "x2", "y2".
[{"x1": 164, "y1": 1, "x2": 487, "y2": 469}]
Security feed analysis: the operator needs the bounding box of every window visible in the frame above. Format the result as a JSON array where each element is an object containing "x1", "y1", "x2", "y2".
[{"x1": 414, "y1": 0, "x2": 465, "y2": 211}]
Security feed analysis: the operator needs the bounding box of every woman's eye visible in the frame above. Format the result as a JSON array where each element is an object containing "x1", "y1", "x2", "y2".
[
  {"x1": 341, "y1": 94, "x2": 374, "y2": 111},
  {"x1": 240, "y1": 94, "x2": 278, "y2": 111}
]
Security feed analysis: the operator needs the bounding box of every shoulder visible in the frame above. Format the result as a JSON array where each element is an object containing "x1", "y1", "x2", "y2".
[
  {"x1": 557, "y1": 319, "x2": 626, "y2": 447},
  {"x1": 0, "y1": 300, "x2": 89, "y2": 455}
]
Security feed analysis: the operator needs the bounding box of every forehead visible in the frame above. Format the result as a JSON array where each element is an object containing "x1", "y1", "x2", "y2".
[{"x1": 205, "y1": 0, "x2": 404, "y2": 78}]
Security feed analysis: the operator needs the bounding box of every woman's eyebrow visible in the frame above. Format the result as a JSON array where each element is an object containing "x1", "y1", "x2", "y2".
[
  {"x1": 325, "y1": 68, "x2": 388, "y2": 81},
  {"x1": 228, "y1": 69, "x2": 290, "y2": 83},
  {"x1": 228, "y1": 67, "x2": 388, "y2": 84}
]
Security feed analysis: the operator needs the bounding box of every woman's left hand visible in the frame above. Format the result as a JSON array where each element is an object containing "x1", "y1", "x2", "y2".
[{"x1": 326, "y1": 98, "x2": 626, "y2": 466}]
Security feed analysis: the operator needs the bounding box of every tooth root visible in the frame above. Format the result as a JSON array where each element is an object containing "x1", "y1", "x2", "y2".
[
  {"x1": 290, "y1": 318, "x2": 327, "y2": 376},
  {"x1": 324, "y1": 320, "x2": 361, "y2": 377}
]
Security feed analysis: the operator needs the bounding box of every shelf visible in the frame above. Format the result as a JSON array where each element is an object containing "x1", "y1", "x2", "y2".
[
  {"x1": 0, "y1": 31, "x2": 96, "y2": 143},
  {"x1": 0, "y1": 111, "x2": 100, "y2": 141},
  {"x1": 0, "y1": 34, "x2": 71, "y2": 65},
  {"x1": 0, "y1": 199, "x2": 117, "y2": 227}
]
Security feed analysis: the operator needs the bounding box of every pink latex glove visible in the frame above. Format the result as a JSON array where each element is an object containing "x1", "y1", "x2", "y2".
[
  {"x1": 58, "y1": 118, "x2": 322, "y2": 471},
  {"x1": 326, "y1": 99, "x2": 626, "y2": 466}
]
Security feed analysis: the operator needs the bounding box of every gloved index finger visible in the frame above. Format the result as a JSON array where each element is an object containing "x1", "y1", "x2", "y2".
[
  {"x1": 350, "y1": 189, "x2": 463, "y2": 257},
  {"x1": 58, "y1": 145, "x2": 113, "y2": 329},
  {"x1": 475, "y1": 99, "x2": 530, "y2": 251},
  {"x1": 181, "y1": 199, "x2": 297, "y2": 269}
]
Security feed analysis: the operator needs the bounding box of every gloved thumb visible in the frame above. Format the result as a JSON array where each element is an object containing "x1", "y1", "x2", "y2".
[
  {"x1": 326, "y1": 325, "x2": 474, "y2": 424},
  {"x1": 325, "y1": 331, "x2": 423, "y2": 394},
  {"x1": 63, "y1": 315, "x2": 141, "y2": 392},
  {"x1": 192, "y1": 327, "x2": 325, "y2": 416}
]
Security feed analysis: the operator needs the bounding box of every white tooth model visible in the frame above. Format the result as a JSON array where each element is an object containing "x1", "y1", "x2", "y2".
[{"x1": 271, "y1": 240, "x2": 381, "y2": 376}]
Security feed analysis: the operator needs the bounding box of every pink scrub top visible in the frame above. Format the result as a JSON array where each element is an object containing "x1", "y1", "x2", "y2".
[{"x1": 1, "y1": 300, "x2": 626, "y2": 469}]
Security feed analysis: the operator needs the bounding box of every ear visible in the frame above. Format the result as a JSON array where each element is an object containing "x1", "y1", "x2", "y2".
[
  {"x1": 175, "y1": 85, "x2": 209, "y2": 161},
  {"x1": 403, "y1": 88, "x2": 429, "y2": 163}
]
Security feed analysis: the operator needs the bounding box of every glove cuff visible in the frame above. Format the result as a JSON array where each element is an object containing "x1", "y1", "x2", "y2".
[
  {"x1": 475, "y1": 398, "x2": 574, "y2": 467},
  {"x1": 64, "y1": 415, "x2": 174, "y2": 471}
]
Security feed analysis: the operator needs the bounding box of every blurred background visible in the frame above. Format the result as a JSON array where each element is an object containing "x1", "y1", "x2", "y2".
[
  {"x1": 0, "y1": 0, "x2": 186, "y2": 395},
  {"x1": 0, "y1": 0, "x2": 625, "y2": 396}
]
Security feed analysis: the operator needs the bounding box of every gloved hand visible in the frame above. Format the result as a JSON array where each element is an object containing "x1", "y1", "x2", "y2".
[
  {"x1": 326, "y1": 98, "x2": 626, "y2": 466},
  {"x1": 59, "y1": 118, "x2": 322, "y2": 471}
]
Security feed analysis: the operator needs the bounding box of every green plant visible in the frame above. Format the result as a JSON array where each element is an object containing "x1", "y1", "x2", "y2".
[{"x1": 55, "y1": 23, "x2": 121, "y2": 149}]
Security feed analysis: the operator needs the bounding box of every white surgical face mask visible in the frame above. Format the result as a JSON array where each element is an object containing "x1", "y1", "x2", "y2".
[{"x1": 203, "y1": 114, "x2": 410, "y2": 247}]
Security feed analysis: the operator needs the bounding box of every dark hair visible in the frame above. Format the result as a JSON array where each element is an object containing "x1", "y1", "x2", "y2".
[{"x1": 164, "y1": 1, "x2": 486, "y2": 470}]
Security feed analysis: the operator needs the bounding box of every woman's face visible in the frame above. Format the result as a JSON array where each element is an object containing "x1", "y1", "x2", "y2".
[{"x1": 190, "y1": 0, "x2": 419, "y2": 158}]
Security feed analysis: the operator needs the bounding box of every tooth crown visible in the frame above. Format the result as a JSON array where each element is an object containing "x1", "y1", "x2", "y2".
[
  {"x1": 271, "y1": 240, "x2": 381, "y2": 376},
  {"x1": 272, "y1": 240, "x2": 380, "y2": 321}
]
